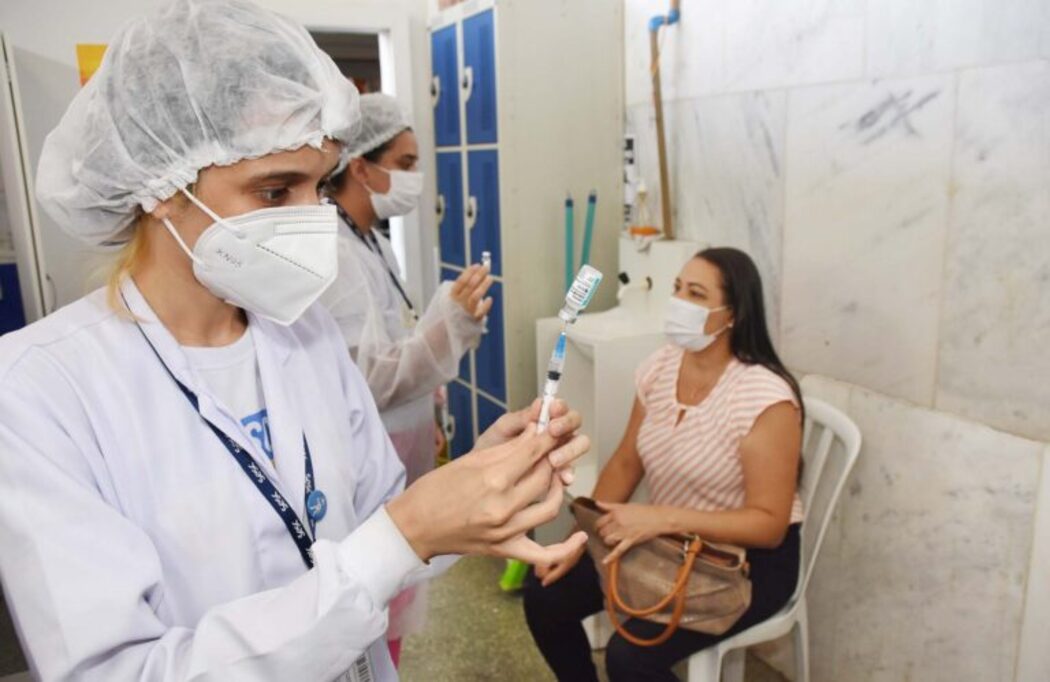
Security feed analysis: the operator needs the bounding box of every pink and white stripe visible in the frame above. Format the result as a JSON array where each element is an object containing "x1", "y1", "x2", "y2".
[{"x1": 634, "y1": 345, "x2": 804, "y2": 524}]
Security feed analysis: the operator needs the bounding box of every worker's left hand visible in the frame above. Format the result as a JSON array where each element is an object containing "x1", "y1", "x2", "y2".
[
  {"x1": 450, "y1": 264, "x2": 494, "y2": 321},
  {"x1": 475, "y1": 398, "x2": 580, "y2": 485},
  {"x1": 594, "y1": 502, "x2": 669, "y2": 564}
]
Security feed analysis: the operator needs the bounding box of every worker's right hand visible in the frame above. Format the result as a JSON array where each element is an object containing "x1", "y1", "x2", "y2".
[
  {"x1": 386, "y1": 423, "x2": 589, "y2": 565},
  {"x1": 450, "y1": 264, "x2": 494, "y2": 321},
  {"x1": 534, "y1": 532, "x2": 587, "y2": 587},
  {"x1": 475, "y1": 398, "x2": 578, "y2": 486}
]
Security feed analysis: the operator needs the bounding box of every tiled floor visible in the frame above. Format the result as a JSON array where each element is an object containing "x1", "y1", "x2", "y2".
[{"x1": 401, "y1": 556, "x2": 789, "y2": 682}]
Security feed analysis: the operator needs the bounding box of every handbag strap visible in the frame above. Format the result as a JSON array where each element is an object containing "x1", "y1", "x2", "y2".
[{"x1": 604, "y1": 537, "x2": 702, "y2": 647}]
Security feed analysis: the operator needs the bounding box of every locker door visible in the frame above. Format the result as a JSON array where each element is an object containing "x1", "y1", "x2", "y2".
[
  {"x1": 430, "y1": 24, "x2": 461, "y2": 147},
  {"x1": 475, "y1": 280, "x2": 506, "y2": 402},
  {"x1": 462, "y1": 9, "x2": 497, "y2": 145},
  {"x1": 441, "y1": 267, "x2": 473, "y2": 384},
  {"x1": 447, "y1": 380, "x2": 475, "y2": 459},
  {"x1": 466, "y1": 149, "x2": 501, "y2": 276},
  {"x1": 436, "y1": 152, "x2": 466, "y2": 267},
  {"x1": 476, "y1": 393, "x2": 505, "y2": 440}
]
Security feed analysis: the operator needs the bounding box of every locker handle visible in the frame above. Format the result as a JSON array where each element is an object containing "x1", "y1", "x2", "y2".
[
  {"x1": 446, "y1": 413, "x2": 456, "y2": 441},
  {"x1": 461, "y1": 66, "x2": 474, "y2": 102},
  {"x1": 436, "y1": 194, "x2": 446, "y2": 222},
  {"x1": 431, "y1": 76, "x2": 441, "y2": 108},
  {"x1": 465, "y1": 196, "x2": 478, "y2": 230}
]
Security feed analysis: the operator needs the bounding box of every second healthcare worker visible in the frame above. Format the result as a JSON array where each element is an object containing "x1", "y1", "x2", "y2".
[
  {"x1": 0, "y1": 1, "x2": 587, "y2": 680},
  {"x1": 322, "y1": 94, "x2": 493, "y2": 657}
]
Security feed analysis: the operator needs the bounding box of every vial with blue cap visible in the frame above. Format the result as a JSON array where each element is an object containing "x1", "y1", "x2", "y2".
[{"x1": 538, "y1": 265, "x2": 603, "y2": 432}]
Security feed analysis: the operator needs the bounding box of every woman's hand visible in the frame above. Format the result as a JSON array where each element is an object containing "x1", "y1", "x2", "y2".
[
  {"x1": 387, "y1": 423, "x2": 590, "y2": 566},
  {"x1": 534, "y1": 530, "x2": 587, "y2": 587},
  {"x1": 450, "y1": 264, "x2": 494, "y2": 320},
  {"x1": 594, "y1": 501, "x2": 670, "y2": 564},
  {"x1": 475, "y1": 398, "x2": 581, "y2": 486}
]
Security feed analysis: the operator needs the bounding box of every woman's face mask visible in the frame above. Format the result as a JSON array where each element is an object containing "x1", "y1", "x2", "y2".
[
  {"x1": 365, "y1": 163, "x2": 424, "y2": 220},
  {"x1": 663, "y1": 296, "x2": 732, "y2": 352},
  {"x1": 161, "y1": 188, "x2": 338, "y2": 326}
]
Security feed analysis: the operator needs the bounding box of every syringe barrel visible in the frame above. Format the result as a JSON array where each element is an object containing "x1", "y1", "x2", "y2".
[{"x1": 541, "y1": 377, "x2": 559, "y2": 397}]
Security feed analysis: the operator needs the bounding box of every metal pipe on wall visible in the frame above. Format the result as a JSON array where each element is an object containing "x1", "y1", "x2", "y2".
[{"x1": 648, "y1": 0, "x2": 680, "y2": 241}]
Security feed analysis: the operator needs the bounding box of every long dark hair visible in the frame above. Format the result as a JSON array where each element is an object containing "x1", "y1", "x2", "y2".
[{"x1": 697, "y1": 247, "x2": 805, "y2": 426}]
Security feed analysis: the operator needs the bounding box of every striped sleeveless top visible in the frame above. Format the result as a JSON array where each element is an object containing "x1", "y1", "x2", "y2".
[{"x1": 635, "y1": 344, "x2": 804, "y2": 524}]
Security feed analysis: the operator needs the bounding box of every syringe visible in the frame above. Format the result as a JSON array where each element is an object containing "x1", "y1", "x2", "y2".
[
  {"x1": 537, "y1": 332, "x2": 568, "y2": 432},
  {"x1": 537, "y1": 265, "x2": 603, "y2": 433}
]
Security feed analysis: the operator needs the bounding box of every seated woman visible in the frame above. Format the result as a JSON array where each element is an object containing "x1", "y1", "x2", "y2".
[{"x1": 524, "y1": 247, "x2": 804, "y2": 682}]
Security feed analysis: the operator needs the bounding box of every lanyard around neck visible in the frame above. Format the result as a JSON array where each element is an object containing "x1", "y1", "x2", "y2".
[
  {"x1": 335, "y1": 204, "x2": 419, "y2": 321},
  {"x1": 128, "y1": 308, "x2": 323, "y2": 569}
]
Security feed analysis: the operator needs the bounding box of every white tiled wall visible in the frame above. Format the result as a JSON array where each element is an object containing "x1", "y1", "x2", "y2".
[
  {"x1": 624, "y1": 0, "x2": 1050, "y2": 438},
  {"x1": 781, "y1": 74, "x2": 954, "y2": 405},
  {"x1": 623, "y1": 0, "x2": 1050, "y2": 679},
  {"x1": 1018, "y1": 445, "x2": 1050, "y2": 681},
  {"x1": 801, "y1": 376, "x2": 1044, "y2": 681},
  {"x1": 935, "y1": 60, "x2": 1050, "y2": 443}
]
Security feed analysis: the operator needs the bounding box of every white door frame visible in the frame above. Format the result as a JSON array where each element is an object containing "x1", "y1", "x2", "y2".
[
  {"x1": 259, "y1": 0, "x2": 436, "y2": 308},
  {"x1": 0, "y1": 33, "x2": 46, "y2": 322}
]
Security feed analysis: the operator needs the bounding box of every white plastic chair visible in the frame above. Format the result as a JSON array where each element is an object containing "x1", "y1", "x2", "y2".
[{"x1": 685, "y1": 397, "x2": 862, "y2": 682}]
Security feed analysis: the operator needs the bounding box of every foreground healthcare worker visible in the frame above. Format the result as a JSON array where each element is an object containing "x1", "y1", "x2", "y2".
[
  {"x1": 321, "y1": 93, "x2": 491, "y2": 657},
  {"x1": 0, "y1": 1, "x2": 589, "y2": 680}
]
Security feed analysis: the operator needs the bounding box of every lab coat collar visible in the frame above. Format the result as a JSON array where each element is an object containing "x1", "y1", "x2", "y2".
[
  {"x1": 119, "y1": 278, "x2": 305, "y2": 511},
  {"x1": 247, "y1": 314, "x2": 307, "y2": 517},
  {"x1": 119, "y1": 277, "x2": 197, "y2": 389},
  {"x1": 119, "y1": 277, "x2": 296, "y2": 370},
  {"x1": 245, "y1": 312, "x2": 295, "y2": 367}
]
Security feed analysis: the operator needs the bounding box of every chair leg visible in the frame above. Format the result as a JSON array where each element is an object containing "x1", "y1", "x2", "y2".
[
  {"x1": 687, "y1": 648, "x2": 722, "y2": 682},
  {"x1": 583, "y1": 614, "x2": 613, "y2": 650},
  {"x1": 722, "y1": 648, "x2": 745, "y2": 682},
  {"x1": 793, "y1": 601, "x2": 810, "y2": 682}
]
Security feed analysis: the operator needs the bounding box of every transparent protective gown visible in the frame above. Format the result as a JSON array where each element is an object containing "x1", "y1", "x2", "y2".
[{"x1": 320, "y1": 220, "x2": 483, "y2": 636}]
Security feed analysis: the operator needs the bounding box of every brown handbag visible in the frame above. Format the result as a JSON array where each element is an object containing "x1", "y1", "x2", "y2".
[{"x1": 570, "y1": 496, "x2": 753, "y2": 646}]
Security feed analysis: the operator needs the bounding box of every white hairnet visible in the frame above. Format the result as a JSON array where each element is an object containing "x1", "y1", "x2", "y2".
[
  {"x1": 36, "y1": 0, "x2": 361, "y2": 246},
  {"x1": 344, "y1": 93, "x2": 412, "y2": 159}
]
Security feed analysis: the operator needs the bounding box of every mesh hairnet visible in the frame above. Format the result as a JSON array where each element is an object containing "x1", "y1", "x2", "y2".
[
  {"x1": 344, "y1": 93, "x2": 412, "y2": 160},
  {"x1": 35, "y1": 0, "x2": 361, "y2": 245}
]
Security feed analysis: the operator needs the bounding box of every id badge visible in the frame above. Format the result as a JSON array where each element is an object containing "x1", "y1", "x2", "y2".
[{"x1": 339, "y1": 653, "x2": 374, "y2": 682}]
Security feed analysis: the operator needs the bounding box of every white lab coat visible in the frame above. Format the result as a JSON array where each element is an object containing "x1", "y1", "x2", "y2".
[
  {"x1": 0, "y1": 279, "x2": 447, "y2": 681},
  {"x1": 320, "y1": 220, "x2": 483, "y2": 638}
]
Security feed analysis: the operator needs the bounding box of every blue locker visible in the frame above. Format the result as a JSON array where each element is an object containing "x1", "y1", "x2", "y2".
[
  {"x1": 441, "y1": 267, "x2": 473, "y2": 384},
  {"x1": 476, "y1": 393, "x2": 505, "y2": 440},
  {"x1": 462, "y1": 9, "x2": 498, "y2": 145},
  {"x1": 0, "y1": 263, "x2": 26, "y2": 336},
  {"x1": 467, "y1": 149, "x2": 502, "y2": 277},
  {"x1": 436, "y1": 152, "x2": 466, "y2": 267},
  {"x1": 447, "y1": 380, "x2": 475, "y2": 459},
  {"x1": 430, "y1": 25, "x2": 461, "y2": 147},
  {"x1": 475, "y1": 280, "x2": 506, "y2": 402}
]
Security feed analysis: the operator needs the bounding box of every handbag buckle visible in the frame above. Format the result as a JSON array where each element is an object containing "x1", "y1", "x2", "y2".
[{"x1": 681, "y1": 535, "x2": 700, "y2": 559}]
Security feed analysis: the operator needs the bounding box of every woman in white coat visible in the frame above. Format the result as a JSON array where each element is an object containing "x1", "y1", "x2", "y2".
[
  {"x1": 320, "y1": 93, "x2": 491, "y2": 657},
  {"x1": 0, "y1": 2, "x2": 587, "y2": 680}
]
